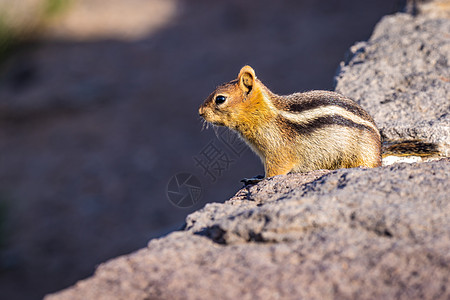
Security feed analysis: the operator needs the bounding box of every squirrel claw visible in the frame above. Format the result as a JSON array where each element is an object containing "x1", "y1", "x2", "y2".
[{"x1": 241, "y1": 175, "x2": 264, "y2": 186}]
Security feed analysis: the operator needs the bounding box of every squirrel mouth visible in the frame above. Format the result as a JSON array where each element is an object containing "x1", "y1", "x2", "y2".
[
  {"x1": 208, "y1": 119, "x2": 225, "y2": 126},
  {"x1": 206, "y1": 118, "x2": 226, "y2": 127},
  {"x1": 199, "y1": 111, "x2": 222, "y2": 126}
]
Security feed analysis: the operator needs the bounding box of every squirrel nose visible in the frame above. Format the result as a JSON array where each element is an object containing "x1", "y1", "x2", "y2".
[{"x1": 199, "y1": 106, "x2": 205, "y2": 117}]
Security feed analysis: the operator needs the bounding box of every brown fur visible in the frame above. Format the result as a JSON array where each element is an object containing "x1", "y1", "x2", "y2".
[{"x1": 199, "y1": 65, "x2": 382, "y2": 177}]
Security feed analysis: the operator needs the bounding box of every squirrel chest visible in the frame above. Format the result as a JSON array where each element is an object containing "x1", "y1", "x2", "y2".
[{"x1": 199, "y1": 65, "x2": 382, "y2": 178}]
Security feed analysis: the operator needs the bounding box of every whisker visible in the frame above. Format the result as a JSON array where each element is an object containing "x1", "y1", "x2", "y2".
[
  {"x1": 202, "y1": 120, "x2": 208, "y2": 131},
  {"x1": 212, "y1": 124, "x2": 220, "y2": 139}
]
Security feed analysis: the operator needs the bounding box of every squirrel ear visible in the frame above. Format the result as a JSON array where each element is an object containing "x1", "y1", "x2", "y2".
[{"x1": 238, "y1": 65, "x2": 256, "y2": 95}]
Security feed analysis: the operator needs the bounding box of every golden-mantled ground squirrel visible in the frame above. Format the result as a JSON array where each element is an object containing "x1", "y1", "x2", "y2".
[{"x1": 199, "y1": 66, "x2": 439, "y2": 182}]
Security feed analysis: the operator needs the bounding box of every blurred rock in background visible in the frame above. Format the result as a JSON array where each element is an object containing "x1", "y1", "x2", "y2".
[{"x1": 0, "y1": 0, "x2": 402, "y2": 299}]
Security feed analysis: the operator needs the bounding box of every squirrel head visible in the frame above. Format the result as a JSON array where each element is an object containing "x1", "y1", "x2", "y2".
[{"x1": 199, "y1": 65, "x2": 266, "y2": 129}]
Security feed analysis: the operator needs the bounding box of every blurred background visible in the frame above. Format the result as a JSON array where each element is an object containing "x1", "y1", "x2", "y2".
[{"x1": 0, "y1": 0, "x2": 404, "y2": 299}]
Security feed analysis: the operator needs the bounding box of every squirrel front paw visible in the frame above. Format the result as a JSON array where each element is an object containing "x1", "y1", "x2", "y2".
[{"x1": 240, "y1": 175, "x2": 264, "y2": 186}]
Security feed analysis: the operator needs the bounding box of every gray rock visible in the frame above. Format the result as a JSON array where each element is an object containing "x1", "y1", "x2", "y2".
[
  {"x1": 335, "y1": 13, "x2": 450, "y2": 156},
  {"x1": 46, "y1": 159, "x2": 450, "y2": 300}
]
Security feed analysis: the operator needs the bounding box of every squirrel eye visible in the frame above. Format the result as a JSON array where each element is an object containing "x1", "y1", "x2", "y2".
[{"x1": 215, "y1": 95, "x2": 226, "y2": 105}]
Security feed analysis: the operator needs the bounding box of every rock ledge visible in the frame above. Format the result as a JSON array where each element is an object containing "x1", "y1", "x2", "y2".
[{"x1": 46, "y1": 159, "x2": 449, "y2": 300}]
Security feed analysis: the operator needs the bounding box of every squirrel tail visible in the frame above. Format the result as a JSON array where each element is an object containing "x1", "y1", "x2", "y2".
[{"x1": 382, "y1": 140, "x2": 440, "y2": 157}]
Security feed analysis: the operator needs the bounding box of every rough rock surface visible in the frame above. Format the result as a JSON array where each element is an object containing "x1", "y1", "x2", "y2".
[
  {"x1": 335, "y1": 12, "x2": 450, "y2": 156},
  {"x1": 46, "y1": 159, "x2": 450, "y2": 300}
]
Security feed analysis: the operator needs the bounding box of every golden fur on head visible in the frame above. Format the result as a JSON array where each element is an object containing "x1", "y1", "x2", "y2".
[{"x1": 199, "y1": 66, "x2": 276, "y2": 131}]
